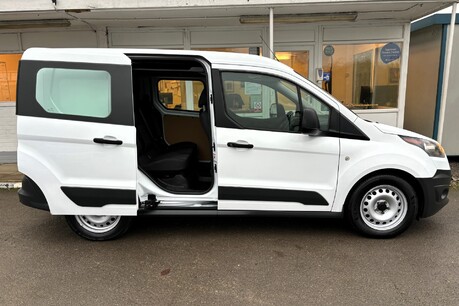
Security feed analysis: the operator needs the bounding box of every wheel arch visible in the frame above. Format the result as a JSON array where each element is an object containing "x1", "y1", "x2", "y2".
[{"x1": 341, "y1": 169, "x2": 424, "y2": 219}]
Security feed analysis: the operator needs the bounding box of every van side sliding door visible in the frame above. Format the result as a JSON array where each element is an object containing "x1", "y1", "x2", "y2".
[{"x1": 17, "y1": 51, "x2": 138, "y2": 216}]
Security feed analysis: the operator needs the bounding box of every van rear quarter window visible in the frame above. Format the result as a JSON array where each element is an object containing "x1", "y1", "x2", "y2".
[
  {"x1": 17, "y1": 60, "x2": 133, "y2": 126},
  {"x1": 36, "y1": 68, "x2": 111, "y2": 118}
]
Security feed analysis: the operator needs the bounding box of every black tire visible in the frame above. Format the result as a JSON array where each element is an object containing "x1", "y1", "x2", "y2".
[
  {"x1": 345, "y1": 175, "x2": 418, "y2": 238},
  {"x1": 65, "y1": 215, "x2": 133, "y2": 241}
]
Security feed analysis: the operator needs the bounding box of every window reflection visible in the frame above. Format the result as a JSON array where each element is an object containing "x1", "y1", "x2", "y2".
[
  {"x1": 158, "y1": 80, "x2": 204, "y2": 111},
  {"x1": 322, "y1": 43, "x2": 401, "y2": 109},
  {"x1": 275, "y1": 51, "x2": 310, "y2": 79}
]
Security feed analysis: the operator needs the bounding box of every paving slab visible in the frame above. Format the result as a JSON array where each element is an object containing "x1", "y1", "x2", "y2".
[{"x1": 0, "y1": 163, "x2": 22, "y2": 183}]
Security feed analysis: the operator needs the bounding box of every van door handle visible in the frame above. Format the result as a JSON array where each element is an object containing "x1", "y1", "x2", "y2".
[
  {"x1": 227, "y1": 142, "x2": 254, "y2": 149},
  {"x1": 93, "y1": 137, "x2": 123, "y2": 145}
]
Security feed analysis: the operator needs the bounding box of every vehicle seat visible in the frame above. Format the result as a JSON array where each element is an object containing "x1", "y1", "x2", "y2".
[
  {"x1": 225, "y1": 93, "x2": 244, "y2": 110},
  {"x1": 136, "y1": 95, "x2": 197, "y2": 176},
  {"x1": 273, "y1": 104, "x2": 289, "y2": 132}
]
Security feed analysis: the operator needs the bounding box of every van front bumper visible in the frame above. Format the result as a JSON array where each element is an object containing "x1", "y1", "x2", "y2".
[{"x1": 417, "y1": 170, "x2": 451, "y2": 218}]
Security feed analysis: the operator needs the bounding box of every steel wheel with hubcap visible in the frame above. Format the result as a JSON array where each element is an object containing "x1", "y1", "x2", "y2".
[
  {"x1": 65, "y1": 215, "x2": 132, "y2": 241},
  {"x1": 346, "y1": 175, "x2": 417, "y2": 238}
]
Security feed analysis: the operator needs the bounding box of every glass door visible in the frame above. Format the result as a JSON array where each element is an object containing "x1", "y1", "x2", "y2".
[{"x1": 275, "y1": 46, "x2": 314, "y2": 81}]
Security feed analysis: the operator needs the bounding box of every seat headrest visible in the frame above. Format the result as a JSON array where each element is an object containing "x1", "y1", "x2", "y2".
[
  {"x1": 225, "y1": 94, "x2": 244, "y2": 109},
  {"x1": 276, "y1": 104, "x2": 286, "y2": 115},
  {"x1": 198, "y1": 89, "x2": 207, "y2": 108}
]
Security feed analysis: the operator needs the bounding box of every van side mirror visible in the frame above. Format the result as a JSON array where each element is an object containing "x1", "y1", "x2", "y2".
[{"x1": 302, "y1": 108, "x2": 320, "y2": 135}]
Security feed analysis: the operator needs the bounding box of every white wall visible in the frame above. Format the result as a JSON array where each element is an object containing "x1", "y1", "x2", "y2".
[{"x1": 0, "y1": 103, "x2": 17, "y2": 153}]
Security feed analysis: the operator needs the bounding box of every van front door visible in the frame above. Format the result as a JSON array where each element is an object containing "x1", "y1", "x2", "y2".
[
  {"x1": 213, "y1": 69, "x2": 340, "y2": 211},
  {"x1": 17, "y1": 49, "x2": 137, "y2": 215}
]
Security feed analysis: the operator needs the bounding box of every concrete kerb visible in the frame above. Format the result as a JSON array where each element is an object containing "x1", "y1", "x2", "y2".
[
  {"x1": 0, "y1": 182, "x2": 21, "y2": 189},
  {"x1": 0, "y1": 163, "x2": 22, "y2": 189}
]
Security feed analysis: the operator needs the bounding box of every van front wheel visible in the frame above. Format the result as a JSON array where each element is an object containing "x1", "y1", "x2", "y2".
[
  {"x1": 65, "y1": 215, "x2": 132, "y2": 241},
  {"x1": 346, "y1": 175, "x2": 417, "y2": 238}
]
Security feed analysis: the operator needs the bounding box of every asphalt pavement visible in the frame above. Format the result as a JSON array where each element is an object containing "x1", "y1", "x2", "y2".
[{"x1": 0, "y1": 188, "x2": 458, "y2": 305}]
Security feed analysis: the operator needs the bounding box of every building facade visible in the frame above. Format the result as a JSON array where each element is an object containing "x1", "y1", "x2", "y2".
[
  {"x1": 0, "y1": 0, "x2": 453, "y2": 161},
  {"x1": 406, "y1": 13, "x2": 459, "y2": 155}
]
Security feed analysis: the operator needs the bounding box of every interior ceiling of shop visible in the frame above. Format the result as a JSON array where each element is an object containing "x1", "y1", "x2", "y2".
[{"x1": 0, "y1": 1, "x2": 454, "y2": 28}]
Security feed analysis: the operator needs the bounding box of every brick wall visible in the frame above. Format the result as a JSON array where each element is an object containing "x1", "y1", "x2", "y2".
[{"x1": 0, "y1": 103, "x2": 17, "y2": 152}]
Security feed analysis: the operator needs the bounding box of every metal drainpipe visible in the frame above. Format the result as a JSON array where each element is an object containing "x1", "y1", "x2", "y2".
[
  {"x1": 269, "y1": 7, "x2": 274, "y2": 59},
  {"x1": 437, "y1": 2, "x2": 457, "y2": 144}
]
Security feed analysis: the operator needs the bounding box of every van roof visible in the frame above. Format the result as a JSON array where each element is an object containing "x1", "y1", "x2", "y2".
[{"x1": 22, "y1": 48, "x2": 294, "y2": 74}]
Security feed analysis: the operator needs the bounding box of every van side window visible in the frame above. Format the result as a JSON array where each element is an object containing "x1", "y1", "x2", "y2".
[
  {"x1": 221, "y1": 72, "x2": 301, "y2": 133},
  {"x1": 300, "y1": 89, "x2": 330, "y2": 131},
  {"x1": 158, "y1": 80, "x2": 204, "y2": 111},
  {"x1": 35, "y1": 68, "x2": 111, "y2": 118}
]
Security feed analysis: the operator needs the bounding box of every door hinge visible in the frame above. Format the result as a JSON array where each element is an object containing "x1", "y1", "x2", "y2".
[
  {"x1": 210, "y1": 93, "x2": 213, "y2": 104},
  {"x1": 212, "y1": 142, "x2": 216, "y2": 151},
  {"x1": 140, "y1": 194, "x2": 159, "y2": 210},
  {"x1": 214, "y1": 164, "x2": 218, "y2": 173}
]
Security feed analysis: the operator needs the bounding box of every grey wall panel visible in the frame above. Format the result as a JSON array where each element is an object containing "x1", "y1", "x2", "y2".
[
  {"x1": 0, "y1": 34, "x2": 20, "y2": 52},
  {"x1": 21, "y1": 31, "x2": 97, "y2": 48},
  {"x1": 441, "y1": 24, "x2": 459, "y2": 155},
  {"x1": 110, "y1": 31, "x2": 184, "y2": 48},
  {"x1": 404, "y1": 25, "x2": 442, "y2": 138},
  {"x1": 191, "y1": 29, "x2": 262, "y2": 46},
  {"x1": 324, "y1": 25, "x2": 404, "y2": 41}
]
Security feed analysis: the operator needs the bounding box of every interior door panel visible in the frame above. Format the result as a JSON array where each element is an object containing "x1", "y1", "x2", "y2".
[{"x1": 163, "y1": 114, "x2": 212, "y2": 160}]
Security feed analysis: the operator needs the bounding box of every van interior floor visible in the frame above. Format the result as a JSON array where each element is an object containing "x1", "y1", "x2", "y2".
[{"x1": 140, "y1": 161, "x2": 213, "y2": 193}]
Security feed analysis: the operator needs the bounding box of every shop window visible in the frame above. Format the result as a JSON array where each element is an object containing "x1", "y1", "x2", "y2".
[
  {"x1": 221, "y1": 72, "x2": 301, "y2": 133},
  {"x1": 36, "y1": 68, "x2": 111, "y2": 118},
  {"x1": 158, "y1": 80, "x2": 204, "y2": 111},
  {"x1": 322, "y1": 43, "x2": 401, "y2": 110},
  {"x1": 0, "y1": 54, "x2": 21, "y2": 102},
  {"x1": 275, "y1": 51, "x2": 310, "y2": 79}
]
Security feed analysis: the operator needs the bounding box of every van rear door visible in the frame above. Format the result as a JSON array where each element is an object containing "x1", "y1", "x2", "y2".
[{"x1": 17, "y1": 48, "x2": 137, "y2": 216}]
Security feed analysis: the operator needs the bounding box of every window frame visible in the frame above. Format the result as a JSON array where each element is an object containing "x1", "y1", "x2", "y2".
[{"x1": 17, "y1": 60, "x2": 134, "y2": 126}]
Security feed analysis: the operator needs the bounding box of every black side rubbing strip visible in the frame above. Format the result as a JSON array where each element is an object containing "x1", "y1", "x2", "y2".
[
  {"x1": 61, "y1": 187, "x2": 136, "y2": 207},
  {"x1": 219, "y1": 187, "x2": 328, "y2": 206}
]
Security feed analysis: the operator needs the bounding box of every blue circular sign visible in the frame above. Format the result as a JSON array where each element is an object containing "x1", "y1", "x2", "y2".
[
  {"x1": 380, "y1": 43, "x2": 401, "y2": 64},
  {"x1": 324, "y1": 45, "x2": 335, "y2": 56}
]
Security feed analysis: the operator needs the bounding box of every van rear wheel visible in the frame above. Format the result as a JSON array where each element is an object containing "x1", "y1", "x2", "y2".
[
  {"x1": 345, "y1": 175, "x2": 417, "y2": 238},
  {"x1": 65, "y1": 215, "x2": 132, "y2": 241}
]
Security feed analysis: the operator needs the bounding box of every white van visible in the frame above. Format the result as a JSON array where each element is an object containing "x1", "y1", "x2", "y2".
[{"x1": 16, "y1": 48, "x2": 451, "y2": 240}]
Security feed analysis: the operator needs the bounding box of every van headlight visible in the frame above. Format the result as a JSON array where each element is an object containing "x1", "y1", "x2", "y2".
[{"x1": 400, "y1": 136, "x2": 445, "y2": 158}]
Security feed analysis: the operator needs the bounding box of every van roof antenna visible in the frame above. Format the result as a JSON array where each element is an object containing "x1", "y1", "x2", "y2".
[{"x1": 260, "y1": 35, "x2": 279, "y2": 61}]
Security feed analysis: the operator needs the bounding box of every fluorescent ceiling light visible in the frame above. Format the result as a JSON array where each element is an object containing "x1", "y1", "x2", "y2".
[
  {"x1": 240, "y1": 12, "x2": 358, "y2": 24},
  {"x1": 0, "y1": 19, "x2": 71, "y2": 30}
]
